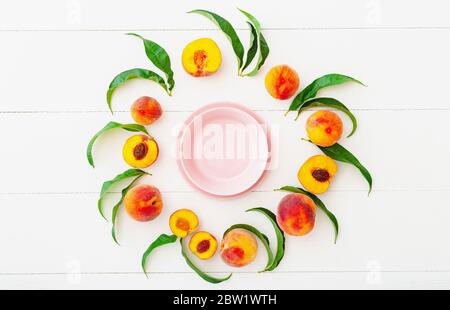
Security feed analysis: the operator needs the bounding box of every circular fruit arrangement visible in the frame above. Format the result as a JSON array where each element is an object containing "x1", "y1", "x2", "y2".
[{"x1": 87, "y1": 8, "x2": 372, "y2": 283}]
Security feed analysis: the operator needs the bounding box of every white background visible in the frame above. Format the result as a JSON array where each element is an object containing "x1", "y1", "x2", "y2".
[{"x1": 0, "y1": 0, "x2": 449, "y2": 289}]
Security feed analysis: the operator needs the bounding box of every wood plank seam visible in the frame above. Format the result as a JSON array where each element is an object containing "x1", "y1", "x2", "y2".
[
  {"x1": 1, "y1": 270, "x2": 450, "y2": 276},
  {"x1": 2, "y1": 27, "x2": 450, "y2": 32},
  {"x1": 1, "y1": 188, "x2": 449, "y2": 195},
  {"x1": 2, "y1": 108, "x2": 450, "y2": 114}
]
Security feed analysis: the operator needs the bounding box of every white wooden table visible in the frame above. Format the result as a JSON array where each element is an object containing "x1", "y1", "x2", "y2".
[{"x1": 1, "y1": 0, "x2": 449, "y2": 290}]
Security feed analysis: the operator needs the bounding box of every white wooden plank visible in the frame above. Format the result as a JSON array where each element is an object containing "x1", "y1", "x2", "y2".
[
  {"x1": 1, "y1": 29, "x2": 449, "y2": 113},
  {"x1": 1, "y1": 0, "x2": 450, "y2": 30},
  {"x1": 0, "y1": 110, "x2": 448, "y2": 194},
  {"x1": 1, "y1": 272, "x2": 449, "y2": 290},
  {"x1": 0, "y1": 0, "x2": 449, "y2": 290},
  {"x1": 0, "y1": 190, "x2": 449, "y2": 276}
]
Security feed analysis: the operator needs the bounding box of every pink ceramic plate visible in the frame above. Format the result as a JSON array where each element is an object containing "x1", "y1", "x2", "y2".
[{"x1": 177, "y1": 102, "x2": 270, "y2": 197}]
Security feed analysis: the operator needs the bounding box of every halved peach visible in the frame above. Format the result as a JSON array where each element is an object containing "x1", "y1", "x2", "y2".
[
  {"x1": 182, "y1": 38, "x2": 222, "y2": 77},
  {"x1": 122, "y1": 134, "x2": 158, "y2": 168},
  {"x1": 298, "y1": 155, "x2": 338, "y2": 194},
  {"x1": 169, "y1": 209, "x2": 199, "y2": 238},
  {"x1": 189, "y1": 231, "x2": 218, "y2": 260}
]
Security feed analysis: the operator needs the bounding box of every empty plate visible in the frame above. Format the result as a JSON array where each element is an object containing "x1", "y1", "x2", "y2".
[{"x1": 176, "y1": 102, "x2": 270, "y2": 197}]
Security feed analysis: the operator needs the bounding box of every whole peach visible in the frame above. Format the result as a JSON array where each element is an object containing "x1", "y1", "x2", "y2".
[
  {"x1": 220, "y1": 229, "x2": 258, "y2": 267},
  {"x1": 124, "y1": 184, "x2": 163, "y2": 222},
  {"x1": 265, "y1": 65, "x2": 300, "y2": 100},
  {"x1": 131, "y1": 96, "x2": 162, "y2": 125},
  {"x1": 277, "y1": 193, "x2": 317, "y2": 236},
  {"x1": 306, "y1": 110, "x2": 343, "y2": 147}
]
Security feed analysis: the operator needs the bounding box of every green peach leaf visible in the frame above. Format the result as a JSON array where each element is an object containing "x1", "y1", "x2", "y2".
[
  {"x1": 289, "y1": 74, "x2": 365, "y2": 112},
  {"x1": 245, "y1": 31, "x2": 269, "y2": 76},
  {"x1": 126, "y1": 33, "x2": 175, "y2": 93},
  {"x1": 189, "y1": 9, "x2": 245, "y2": 71},
  {"x1": 241, "y1": 21, "x2": 258, "y2": 72},
  {"x1": 106, "y1": 68, "x2": 168, "y2": 113},
  {"x1": 296, "y1": 97, "x2": 358, "y2": 137},
  {"x1": 313, "y1": 142, "x2": 373, "y2": 194},
  {"x1": 141, "y1": 234, "x2": 178, "y2": 278},
  {"x1": 86, "y1": 121, "x2": 149, "y2": 168},
  {"x1": 276, "y1": 186, "x2": 339, "y2": 244},
  {"x1": 223, "y1": 223, "x2": 273, "y2": 272},
  {"x1": 98, "y1": 169, "x2": 149, "y2": 221},
  {"x1": 111, "y1": 174, "x2": 145, "y2": 245},
  {"x1": 238, "y1": 8, "x2": 270, "y2": 76},
  {"x1": 246, "y1": 207, "x2": 285, "y2": 271},
  {"x1": 180, "y1": 238, "x2": 232, "y2": 284}
]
